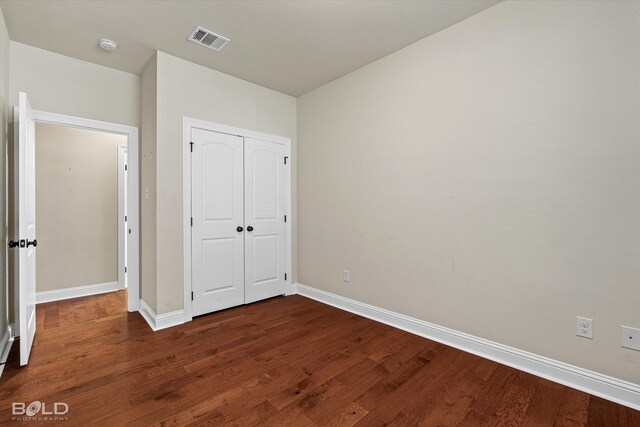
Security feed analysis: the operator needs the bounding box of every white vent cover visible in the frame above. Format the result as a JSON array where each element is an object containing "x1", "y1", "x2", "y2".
[{"x1": 188, "y1": 26, "x2": 230, "y2": 52}]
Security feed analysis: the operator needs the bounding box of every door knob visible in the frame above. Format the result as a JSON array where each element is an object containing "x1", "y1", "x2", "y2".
[
  {"x1": 10, "y1": 239, "x2": 33, "y2": 248},
  {"x1": 236, "y1": 226, "x2": 244, "y2": 232},
  {"x1": 247, "y1": 226, "x2": 254, "y2": 232}
]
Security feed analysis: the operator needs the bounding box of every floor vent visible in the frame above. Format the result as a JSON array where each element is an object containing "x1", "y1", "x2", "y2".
[{"x1": 188, "y1": 26, "x2": 230, "y2": 52}]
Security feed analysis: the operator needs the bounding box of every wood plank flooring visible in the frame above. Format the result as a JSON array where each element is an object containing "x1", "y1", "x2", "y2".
[{"x1": 0, "y1": 291, "x2": 638, "y2": 426}]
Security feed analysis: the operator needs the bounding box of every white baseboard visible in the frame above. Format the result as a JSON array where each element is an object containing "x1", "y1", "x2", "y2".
[
  {"x1": 138, "y1": 299, "x2": 184, "y2": 332},
  {"x1": 0, "y1": 324, "x2": 15, "y2": 378},
  {"x1": 36, "y1": 281, "x2": 120, "y2": 304},
  {"x1": 293, "y1": 283, "x2": 640, "y2": 411}
]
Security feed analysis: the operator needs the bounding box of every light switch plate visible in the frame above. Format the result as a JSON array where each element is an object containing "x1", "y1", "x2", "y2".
[{"x1": 621, "y1": 326, "x2": 640, "y2": 351}]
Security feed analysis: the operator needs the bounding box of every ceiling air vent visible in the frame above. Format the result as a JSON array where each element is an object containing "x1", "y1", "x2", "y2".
[{"x1": 188, "y1": 26, "x2": 230, "y2": 52}]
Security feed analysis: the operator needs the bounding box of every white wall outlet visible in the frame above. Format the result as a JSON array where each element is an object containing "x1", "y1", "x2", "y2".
[
  {"x1": 621, "y1": 326, "x2": 640, "y2": 351},
  {"x1": 576, "y1": 316, "x2": 593, "y2": 339},
  {"x1": 343, "y1": 270, "x2": 350, "y2": 283}
]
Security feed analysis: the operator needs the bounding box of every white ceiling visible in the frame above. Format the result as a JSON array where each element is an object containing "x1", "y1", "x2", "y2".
[{"x1": 0, "y1": 0, "x2": 500, "y2": 96}]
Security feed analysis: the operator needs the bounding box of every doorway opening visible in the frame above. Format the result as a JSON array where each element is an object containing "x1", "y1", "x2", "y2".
[{"x1": 34, "y1": 123, "x2": 127, "y2": 303}]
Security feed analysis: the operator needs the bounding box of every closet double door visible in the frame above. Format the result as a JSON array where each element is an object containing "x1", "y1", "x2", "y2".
[{"x1": 191, "y1": 128, "x2": 287, "y2": 317}]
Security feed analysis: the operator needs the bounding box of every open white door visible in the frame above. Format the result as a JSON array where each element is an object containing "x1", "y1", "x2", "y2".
[
  {"x1": 15, "y1": 92, "x2": 37, "y2": 366},
  {"x1": 118, "y1": 145, "x2": 128, "y2": 290}
]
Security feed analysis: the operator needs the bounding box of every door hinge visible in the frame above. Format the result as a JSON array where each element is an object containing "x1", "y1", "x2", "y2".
[
  {"x1": 125, "y1": 164, "x2": 128, "y2": 171},
  {"x1": 125, "y1": 215, "x2": 127, "y2": 222},
  {"x1": 190, "y1": 142, "x2": 194, "y2": 152},
  {"x1": 191, "y1": 291, "x2": 194, "y2": 301},
  {"x1": 125, "y1": 266, "x2": 127, "y2": 273},
  {"x1": 285, "y1": 273, "x2": 288, "y2": 281},
  {"x1": 284, "y1": 156, "x2": 288, "y2": 165},
  {"x1": 284, "y1": 215, "x2": 287, "y2": 223},
  {"x1": 191, "y1": 217, "x2": 193, "y2": 227}
]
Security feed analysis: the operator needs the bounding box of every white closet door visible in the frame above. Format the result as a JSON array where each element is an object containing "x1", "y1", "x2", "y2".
[
  {"x1": 191, "y1": 128, "x2": 245, "y2": 316},
  {"x1": 244, "y1": 137, "x2": 286, "y2": 303}
]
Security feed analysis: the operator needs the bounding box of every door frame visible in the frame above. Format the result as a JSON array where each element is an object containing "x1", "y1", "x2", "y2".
[
  {"x1": 182, "y1": 117, "x2": 293, "y2": 323},
  {"x1": 25, "y1": 110, "x2": 140, "y2": 312},
  {"x1": 117, "y1": 144, "x2": 128, "y2": 290}
]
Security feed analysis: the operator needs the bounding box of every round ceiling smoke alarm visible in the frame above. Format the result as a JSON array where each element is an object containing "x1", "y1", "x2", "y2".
[{"x1": 98, "y1": 39, "x2": 118, "y2": 52}]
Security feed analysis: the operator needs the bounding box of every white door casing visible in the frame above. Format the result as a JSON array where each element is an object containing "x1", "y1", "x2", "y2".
[
  {"x1": 191, "y1": 128, "x2": 245, "y2": 316},
  {"x1": 244, "y1": 137, "x2": 287, "y2": 303},
  {"x1": 29, "y1": 109, "x2": 140, "y2": 312},
  {"x1": 17, "y1": 92, "x2": 37, "y2": 366}
]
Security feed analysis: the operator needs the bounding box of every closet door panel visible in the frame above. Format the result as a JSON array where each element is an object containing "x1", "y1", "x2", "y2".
[
  {"x1": 191, "y1": 128, "x2": 244, "y2": 316},
  {"x1": 244, "y1": 137, "x2": 286, "y2": 303}
]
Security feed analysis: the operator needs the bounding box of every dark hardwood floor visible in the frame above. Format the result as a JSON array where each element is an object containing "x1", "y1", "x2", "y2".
[{"x1": 0, "y1": 291, "x2": 638, "y2": 426}]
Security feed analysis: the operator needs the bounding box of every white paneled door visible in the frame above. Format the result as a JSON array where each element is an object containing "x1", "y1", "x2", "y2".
[
  {"x1": 190, "y1": 128, "x2": 288, "y2": 317},
  {"x1": 17, "y1": 92, "x2": 37, "y2": 366},
  {"x1": 191, "y1": 129, "x2": 245, "y2": 316},
  {"x1": 244, "y1": 138, "x2": 286, "y2": 303}
]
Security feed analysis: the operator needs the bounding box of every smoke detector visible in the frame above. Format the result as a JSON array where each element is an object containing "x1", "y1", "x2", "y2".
[
  {"x1": 188, "y1": 26, "x2": 230, "y2": 52},
  {"x1": 98, "y1": 39, "x2": 118, "y2": 52}
]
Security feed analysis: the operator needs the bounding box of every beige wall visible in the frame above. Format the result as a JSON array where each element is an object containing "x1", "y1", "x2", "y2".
[
  {"x1": 298, "y1": 0, "x2": 640, "y2": 384},
  {"x1": 10, "y1": 42, "x2": 140, "y2": 127},
  {"x1": 35, "y1": 123, "x2": 125, "y2": 292},
  {"x1": 152, "y1": 51, "x2": 297, "y2": 314},
  {"x1": 0, "y1": 8, "x2": 9, "y2": 338},
  {"x1": 140, "y1": 55, "x2": 158, "y2": 312}
]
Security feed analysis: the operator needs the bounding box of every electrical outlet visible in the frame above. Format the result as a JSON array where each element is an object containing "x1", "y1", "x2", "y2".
[
  {"x1": 343, "y1": 270, "x2": 350, "y2": 283},
  {"x1": 621, "y1": 326, "x2": 640, "y2": 351},
  {"x1": 576, "y1": 316, "x2": 593, "y2": 339}
]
